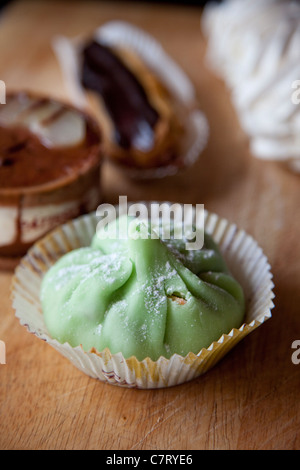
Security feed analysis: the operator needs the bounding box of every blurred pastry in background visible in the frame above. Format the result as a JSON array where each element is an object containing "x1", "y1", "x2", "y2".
[
  {"x1": 80, "y1": 40, "x2": 184, "y2": 170},
  {"x1": 202, "y1": 0, "x2": 300, "y2": 172},
  {"x1": 53, "y1": 21, "x2": 209, "y2": 179},
  {"x1": 0, "y1": 91, "x2": 102, "y2": 264}
]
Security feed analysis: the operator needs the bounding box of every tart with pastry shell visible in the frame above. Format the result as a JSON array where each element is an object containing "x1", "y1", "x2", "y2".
[{"x1": 0, "y1": 91, "x2": 102, "y2": 268}]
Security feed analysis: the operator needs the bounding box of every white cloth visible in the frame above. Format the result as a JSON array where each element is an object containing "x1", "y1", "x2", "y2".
[{"x1": 202, "y1": 0, "x2": 300, "y2": 169}]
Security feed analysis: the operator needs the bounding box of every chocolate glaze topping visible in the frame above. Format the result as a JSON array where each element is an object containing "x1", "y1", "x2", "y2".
[{"x1": 81, "y1": 41, "x2": 159, "y2": 152}]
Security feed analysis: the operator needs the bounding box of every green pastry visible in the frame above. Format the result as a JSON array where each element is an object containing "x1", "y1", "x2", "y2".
[{"x1": 41, "y1": 216, "x2": 245, "y2": 361}]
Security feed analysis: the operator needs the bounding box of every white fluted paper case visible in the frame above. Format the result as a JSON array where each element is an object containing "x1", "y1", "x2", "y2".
[
  {"x1": 11, "y1": 208, "x2": 274, "y2": 389},
  {"x1": 52, "y1": 21, "x2": 209, "y2": 179}
]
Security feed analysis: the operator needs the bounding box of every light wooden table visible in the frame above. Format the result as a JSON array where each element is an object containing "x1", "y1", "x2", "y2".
[{"x1": 0, "y1": 0, "x2": 299, "y2": 450}]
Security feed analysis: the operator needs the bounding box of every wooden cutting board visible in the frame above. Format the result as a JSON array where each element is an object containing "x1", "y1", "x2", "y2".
[{"x1": 0, "y1": 0, "x2": 299, "y2": 450}]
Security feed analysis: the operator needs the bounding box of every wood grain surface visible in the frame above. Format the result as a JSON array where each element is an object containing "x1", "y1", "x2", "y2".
[{"x1": 0, "y1": 0, "x2": 300, "y2": 450}]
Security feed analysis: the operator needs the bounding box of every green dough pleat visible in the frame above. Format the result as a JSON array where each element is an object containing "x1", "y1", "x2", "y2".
[{"x1": 41, "y1": 216, "x2": 245, "y2": 361}]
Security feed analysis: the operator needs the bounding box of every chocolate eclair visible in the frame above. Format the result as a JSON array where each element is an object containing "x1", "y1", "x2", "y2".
[
  {"x1": 0, "y1": 92, "x2": 102, "y2": 262},
  {"x1": 80, "y1": 41, "x2": 184, "y2": 169}
]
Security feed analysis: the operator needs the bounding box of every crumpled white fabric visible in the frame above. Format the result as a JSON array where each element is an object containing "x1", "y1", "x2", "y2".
[{"x1": 202, "y1": 0, "x2": 300, "y2": 170}]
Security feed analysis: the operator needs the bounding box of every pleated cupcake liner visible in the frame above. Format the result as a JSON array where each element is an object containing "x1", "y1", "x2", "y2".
[{"x1": 11, "y1": 206, "x2": 274, "y2": 388}]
